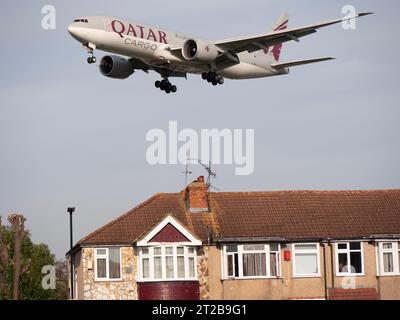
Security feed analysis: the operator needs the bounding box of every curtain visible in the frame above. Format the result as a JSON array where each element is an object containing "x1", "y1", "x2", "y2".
[
  {"x1": 188, "y1": 257, "x2": 195, "y2": 277},
  {"x1": 383, "y1": 252, "x2": 393, "y2": 273},
  {"x1": 177, "y1": 256, "x2": 185, "y2": 278},
  {"x1": 166, "y1": 256, "x2": 174, "y2": 278},
  {"x1": 270, "y1": 253, "x2": 277, "y2": 277},
  {"x1": 295, "y1": 253, "x2": 318, "y2": 275},
  {"x1": 243, "y1": 253, "x2": 266, "y2": 276},
  {"x1": 154, "y1": 257, "x2": 162, "y2": 278},
  {"x1": 109, "y1": 248, "x2": 121, "y2": 279},
  {"x1": 97, "y1": 258, "x2": 107, "y2": 278},
  {"x1": 142, "y1": 258, "x2": 150, "y2": 278}
]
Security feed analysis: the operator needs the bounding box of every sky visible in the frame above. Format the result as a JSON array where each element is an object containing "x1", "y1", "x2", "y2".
[{"x1": 0, "y1": 1, "x2": 399, "y2": 258}]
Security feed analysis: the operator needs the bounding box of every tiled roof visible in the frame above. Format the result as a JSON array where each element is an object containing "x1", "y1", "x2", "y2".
[{"x1": 78, "y1": 189, "x2": 400, "y2": 246}]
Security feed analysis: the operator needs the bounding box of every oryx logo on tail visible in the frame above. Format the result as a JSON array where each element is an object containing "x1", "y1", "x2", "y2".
[{"x1": 263, "y1": 13, "x2": 289, "y2": 61}]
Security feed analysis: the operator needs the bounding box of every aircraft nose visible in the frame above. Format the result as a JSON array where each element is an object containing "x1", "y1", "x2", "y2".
[
  {"x1": 68, "y1": 25, "x2": 76, "y2": 36},
  {"x1": 68, "y1": 24, "x2": 89, "y2": 43}
]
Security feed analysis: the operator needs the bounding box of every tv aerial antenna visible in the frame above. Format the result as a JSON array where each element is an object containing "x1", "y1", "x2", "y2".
[
  {"x1": 183, "y1": 158, "x2": 220, "y2": 191},
  {"x1": 182, "y1": 158, "x2": 193, "y2": 186},
  {"x1": 197, "y1": 159, "x2": 220, "y2": 191}
]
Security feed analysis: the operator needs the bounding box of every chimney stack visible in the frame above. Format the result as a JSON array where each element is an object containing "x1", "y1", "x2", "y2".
[{"x1": 186, "y1": 176, "x2": 209, "y2": 213}]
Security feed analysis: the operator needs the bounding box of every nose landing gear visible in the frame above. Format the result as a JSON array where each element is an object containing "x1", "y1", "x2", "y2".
[
  {"x1": 87, "y1": 55, "x2": 96, "y2": 64},
  {"x1": 202, "y1": 71, "x2": 224, "y2": 86},
  {"x1": 155, "y1": 79, "x2": 177, "y2": 94},
  {"x1": 85, "y1": 46, "x2": 96, "y2": 64}
]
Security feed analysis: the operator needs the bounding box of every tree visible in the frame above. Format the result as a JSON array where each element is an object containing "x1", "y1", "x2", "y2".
[
  {"x1": 0, "y1": 215, "x2": 68, "y2": 300},
  {"x1": 8, "y1": 214, "x2": 26, "y2": 300},
  {"x1": 0, "y1": 216, "x2": 11, "y2": 299}
]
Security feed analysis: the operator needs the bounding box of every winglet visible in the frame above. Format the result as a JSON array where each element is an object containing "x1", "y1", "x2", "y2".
[{"x1": 358, "y1": 12, "x2": 374, "y2": 17}]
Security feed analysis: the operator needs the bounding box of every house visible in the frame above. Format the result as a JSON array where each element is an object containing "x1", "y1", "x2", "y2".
[{"x1": 68, "y1": 176, "x2": 400, "y2": 300}]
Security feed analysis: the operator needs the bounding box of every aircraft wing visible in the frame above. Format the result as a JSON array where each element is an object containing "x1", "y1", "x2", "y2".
[
  {"x1": 213, "y1": 12, "x2": 372, "y2": 54},
  {"x1": 271, "y1": 57, "x2": 335, "y2": 69},
  {"x1": 129, "y1": 57, "x2": 187, "y2": 78}
]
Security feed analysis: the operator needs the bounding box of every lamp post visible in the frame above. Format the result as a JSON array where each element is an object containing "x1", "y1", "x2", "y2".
[{"x1": 67, "y1": 207, "x2": 75, "y2": 299}]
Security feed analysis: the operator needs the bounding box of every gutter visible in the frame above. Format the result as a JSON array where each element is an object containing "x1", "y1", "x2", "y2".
[{"x1": 215, "y1": 237, "x2": 287, "y2": 243}]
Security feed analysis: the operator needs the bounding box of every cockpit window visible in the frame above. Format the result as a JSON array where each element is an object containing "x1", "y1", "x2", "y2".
[{"x1": 73, "y1": 19, "x2": 88, "y2": 23}]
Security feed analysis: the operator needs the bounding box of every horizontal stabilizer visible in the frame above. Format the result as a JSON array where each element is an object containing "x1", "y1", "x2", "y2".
[{"x1": 271, "y1": 57, "x2": 335, "y2": 68}]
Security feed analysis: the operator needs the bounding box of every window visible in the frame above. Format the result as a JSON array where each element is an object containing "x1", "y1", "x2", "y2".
[
  {"x1": 226, "y1": 245, "x2": 239, "y2": 278},
  {"x1": 95, "y1": 248, "x2": 122, "y2": 281},
  {"x1": 292, "y1": 243, "x2": 320, "y2": 277},
  {"x1": 378, "y1": 242, "x2": 400, "y2": 275},
  {"x1": 73, "y1": 19, "x2": 88, "y2": 23},
  {"x1": 336, "y1": 242, "x2": 364, "y2": 275},
  {"x1": 243, "y1": 244, "x2": 267, "y2": 277},
  {"x1": 139, "y1": 246, "x2": 197, "y2": 281},
  {"x1": 223, "y1": 244, "x2": 280, "y2": 279}
]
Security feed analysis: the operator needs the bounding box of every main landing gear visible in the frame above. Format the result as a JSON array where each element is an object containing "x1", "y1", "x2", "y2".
[
  {"x1": 155, "y1": 79, "x2": 177, "y2": 94},
  {"x1": 202, "y1": 71, "x2": 224, "y2": 86}
]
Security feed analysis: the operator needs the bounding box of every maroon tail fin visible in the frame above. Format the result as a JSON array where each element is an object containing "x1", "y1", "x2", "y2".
[{"x1": 263, "y1": 13, "x2": 289, "y2": 62}]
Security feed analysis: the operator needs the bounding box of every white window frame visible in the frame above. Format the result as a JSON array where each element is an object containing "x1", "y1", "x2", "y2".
[
  {"x1": 138, "y1": 245, "x2": 198, "y2": 282},
  {"x1": 222, "y1": 244, "x2": 281, "y2": 280},
  {"x1": 335, "y1": 241, "x2": 365, "y2": 276},
  {"x1": 377, "y1": 241, "x2": 400, "y2": 276},
  {"x1": 94, "y1": 247, "x2": 122, "y2": 281},
  {"x1": 292, "y1": 243, "x2": 321, "y2": 278}
]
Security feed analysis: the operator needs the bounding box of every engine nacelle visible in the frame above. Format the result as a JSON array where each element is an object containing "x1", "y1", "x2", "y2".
[
  {"x1": 182, "y1": 39, "x2": 220, "y2": 63},
  {"x1": 99, "y1": 55, "x2": 134, "y2": 79}
]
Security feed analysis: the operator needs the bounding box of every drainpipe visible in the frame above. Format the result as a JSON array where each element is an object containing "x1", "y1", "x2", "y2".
[
  {"x1": 328, "y1": 240, "x2": 335, "y2": 290},
  {"x1": 322, "y1": 241, "x2": 328, "y2": 300}
]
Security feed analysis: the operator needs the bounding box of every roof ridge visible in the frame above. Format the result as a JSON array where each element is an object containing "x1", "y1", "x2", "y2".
[
  {"x1": 78, "y1": 193, "x2": 162, "y2": 245},
  {"x1": 213, "y1": 189, "x2": 400, "y2": 194}
]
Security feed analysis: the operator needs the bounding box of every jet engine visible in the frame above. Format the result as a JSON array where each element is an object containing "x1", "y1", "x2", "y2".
[
  {"x1": 182, "y1": 39, "x2": 220, "y2": 63},
  {"x1": 99, "y1": 55, "x2": 135, "y2": 79}
]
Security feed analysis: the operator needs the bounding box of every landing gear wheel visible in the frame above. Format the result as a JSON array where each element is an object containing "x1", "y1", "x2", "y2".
[
  {"x1": 160, "y1": 80, "x2": 167, "y2": 91},
  {"x1": 204, "y1": 71, "x2": 224, "y2": 86},
  {"x1": 156, "y1": 78, "x2": 177, "y2": 94},
  {"x1": 87, "y1": 56, "x2": 96, "y2": 64}
]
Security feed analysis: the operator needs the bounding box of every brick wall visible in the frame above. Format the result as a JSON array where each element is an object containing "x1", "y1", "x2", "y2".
[{"x1": 329, "y1": 288, "x2": 379, "y2": 300}]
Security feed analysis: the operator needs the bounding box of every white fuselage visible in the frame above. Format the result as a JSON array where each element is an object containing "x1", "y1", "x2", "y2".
[{"x1": 68, "y1": 16, "x2": 287, "y2": 79}]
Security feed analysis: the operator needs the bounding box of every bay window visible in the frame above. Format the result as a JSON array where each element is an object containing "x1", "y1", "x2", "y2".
[
  {"x1": 378, "y1": 241, "x2": 400, "y2": 275},
  {"x1": 336, "y1": 242, "x2": 364, "y2": 275},
  {"x1": 95, "y1": 247, "x2": 122, "y2": 281},
  {"x1": 292, "y1": 243, "x2": 320, "y2": 277},
  {"x1": 223, "y1": 244, "x2": 280, "y2": 279},
  {"x1": 139, "y1": 246, "x2": 197, "y2": 281}
]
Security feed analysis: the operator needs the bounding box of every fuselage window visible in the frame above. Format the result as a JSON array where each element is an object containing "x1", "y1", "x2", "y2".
[{"x1": 73, "y1": 19, "x2": 88, "y2": 23}]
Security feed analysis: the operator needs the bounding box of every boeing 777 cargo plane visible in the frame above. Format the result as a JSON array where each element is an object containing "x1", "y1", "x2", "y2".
[{"x1": 68, "y1": 12, "x2": 372, "y2": 94}]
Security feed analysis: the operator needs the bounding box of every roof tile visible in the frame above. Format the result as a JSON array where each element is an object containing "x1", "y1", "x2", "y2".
[{"x1": 78, "y1": 189, "x2": 400, "y2": 245}]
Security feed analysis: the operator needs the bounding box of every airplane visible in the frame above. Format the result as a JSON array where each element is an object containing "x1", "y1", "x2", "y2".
[{"x1": 67, "y1": 12, "x2": 372, "y2": 94}]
